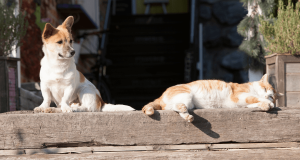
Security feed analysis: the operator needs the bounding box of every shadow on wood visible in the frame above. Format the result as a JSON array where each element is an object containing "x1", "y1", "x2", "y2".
[{"x1": 190, "y1": 110, "x2": 220, "y2": 139}]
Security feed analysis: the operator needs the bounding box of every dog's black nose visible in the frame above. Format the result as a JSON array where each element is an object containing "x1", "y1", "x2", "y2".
[{"x1": 71, "y1": 51, "x2": 75, "y2": 56}]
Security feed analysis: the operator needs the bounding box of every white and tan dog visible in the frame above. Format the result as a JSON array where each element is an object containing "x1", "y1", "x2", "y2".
[{"x1": 34, "y1": 16, "x2": 135, "y2": 113}]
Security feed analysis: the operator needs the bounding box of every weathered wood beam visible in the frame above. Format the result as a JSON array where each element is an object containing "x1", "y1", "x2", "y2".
[
  {"x1": 2, "y1": 149, "x2": 300, "y2": 159},
  {"x1": 0, "y1": 108, "x2": 300, "y2": 150},
  {"x1": 0, "y1": 142, "x2": 299, "y2": 155}
]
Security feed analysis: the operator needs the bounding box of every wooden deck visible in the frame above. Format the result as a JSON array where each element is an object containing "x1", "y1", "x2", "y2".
[{"x1": 0, "y1": 107, "x2": 300, "y2": 159}]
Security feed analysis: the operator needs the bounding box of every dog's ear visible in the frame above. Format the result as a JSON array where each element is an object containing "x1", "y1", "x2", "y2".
[
  {"x1": 42, "y1": 23, "x2": 58, "y2": 40},
  {"x1": 62, "y1": 16, "x2": 74, "y2": 32},
  {"x1": 260, "y1": 74, "x2": 269, "y2": 84}
]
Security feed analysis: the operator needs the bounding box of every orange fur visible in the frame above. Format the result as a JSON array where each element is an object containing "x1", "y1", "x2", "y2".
[
  {"x1": 230, "y1": 83, "x2": 250, "y2": 103},
  {"x1": 142, "y1": 98, "x2": 162, "y2": 114},
  {"x1": 258, "y1": 101, "x2": 270, "y2": 111},
  {"x1": 258, "y1": 81, "x2": 273, "y2": 91},
  {"x1": 96, "y1": 94, "x2": 105, "y2": 111},
  {"x1": 245, "y1": 96, "x2": 259, "y2": 104},
  {"x1": 187, "y1": 80, "x2": 226, "y2": 92},
  {"x1": 176, "y1": 103, "x2": 187, "y2": 113},
  {"x1": 142, "y1": 74, "x2": 277, "y2": 122},
  {"x1": 164, "y1": 85, "x2": 191, "y2": 100},
  {"x1": 42, "y1": 19, "x2": 73, "y2": 58}
]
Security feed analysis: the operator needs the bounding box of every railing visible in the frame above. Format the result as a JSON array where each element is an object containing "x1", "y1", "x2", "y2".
[
  {"x1": 100, "y1": 0, "x2": 112, "y2": 56},
  {"x1": 190, "y1": 0, "x2": 203, "y2": 80}
]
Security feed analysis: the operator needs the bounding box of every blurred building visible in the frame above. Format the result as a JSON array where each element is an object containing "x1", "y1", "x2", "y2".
[{"x1": 18, "y1": 0, "x2": 249, "y2": 110}]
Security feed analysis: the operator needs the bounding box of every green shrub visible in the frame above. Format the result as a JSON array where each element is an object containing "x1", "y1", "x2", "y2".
[
  {"x1": 0, "y1": 0, "x2": 28, "y2": 57},
  {"x1": 259, "y1": 0, "x2": 300, "y2": 55}
]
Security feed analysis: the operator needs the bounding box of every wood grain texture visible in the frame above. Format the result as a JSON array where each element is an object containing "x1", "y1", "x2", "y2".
[
  {"x1": 286, "y1": 63, "x2": 300, "y2": 73},
  {"x1": 1, "y1": 143, "x2": 298, "y2": 155},
  {"x1": 286, "y1": 92, "x2": 300, "y2": 107},
  {"x1": 0, "y1": 108, "x2": 300, "y2": 150},
  {"x1": 2, "y1": 149, "x2": 300, "y2": 160},
  {"x1": 286, "y1": 74, "x2": 300, "y2": 91},
  {"x1": 277, "y1": 56, "x2": 286, "y2": 106}
]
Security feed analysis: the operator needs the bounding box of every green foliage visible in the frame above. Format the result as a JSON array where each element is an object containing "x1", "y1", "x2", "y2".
[
  {"x1": 237, "y1": 0, "x2": 277, "y2": 70},
  {"x1": 0, "y1": 0, "x2": 28, "y2": 57},
  {"x1": 34, "y1": 3, "x2": 46, "y2": 33},
  {"x1": 260, "y1": 0, "x2": 300, "y2": 55}
]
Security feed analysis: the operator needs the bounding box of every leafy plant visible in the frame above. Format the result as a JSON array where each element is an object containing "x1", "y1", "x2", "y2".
[
  {"x1": 237, "y1": 0, "x2": 277, "y2": 70},
  {"x1": 0, "y1": 0, "x2": 28, "y2": 57},
  {"x1": 259, "y1": 0, "x2": 300, "y2": 55}
]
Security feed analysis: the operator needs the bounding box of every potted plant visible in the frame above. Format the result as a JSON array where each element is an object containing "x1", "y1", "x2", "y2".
[
  {"x1": 259, "y1": 0, "x2": 300, "y2": 107},
  {"x1": 0, "y1": 1, "x2": 27, "y2": 112}
]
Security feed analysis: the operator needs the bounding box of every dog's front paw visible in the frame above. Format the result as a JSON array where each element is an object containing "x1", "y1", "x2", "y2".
[
  {"x1": 186, "y1": 115, "x2": 194, "y2": 123},
  {"x1": 34, "y1": 107, "x2": 45, "y2": 113},
  {"x1": 61, "y1": 106, "x2": 73, "y2": 113},
  {"x1": 144, "y1": 107, "x2": 154, "y2": 116},
  {"x1": 45, "y1": 107, "x2": 62, "y2": 113},
  {"x1": 259, "y1": 101, "x2": 274, "y2": 111}
]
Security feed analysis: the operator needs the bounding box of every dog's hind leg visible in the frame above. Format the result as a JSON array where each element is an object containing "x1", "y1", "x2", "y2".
[
  {"x1": 75, "y1": 86, "x2": 102, "y2": 112},
  {"x1": 71, "y1": 103, "x2": 88, "y2": 112},
  {"x1": 44, "y1": 107, "x2": 62, "y2": 113}
]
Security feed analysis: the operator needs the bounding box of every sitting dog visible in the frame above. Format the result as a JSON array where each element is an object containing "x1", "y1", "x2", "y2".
[{"x1": 34, "y1": 16, "x2": 135, "y2": 113}]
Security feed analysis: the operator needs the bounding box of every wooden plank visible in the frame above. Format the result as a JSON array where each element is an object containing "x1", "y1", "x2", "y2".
[
  {"x1": 276, "y1": 56, "x2": 286, "y2": 106},
  {"x1": 267, "y1": 64, "x2": 277, "y2": 92},
  {"x1": 267, "y1": 64, "x2": 276, "y2": 75},
  {"x1": 1, "y1": 108, "x2": 300, "y2": 150},
  {"x1": 0, "y1": 150, "x2": 24, "y2": 155},
  {"x1": 286, "y1": 92, "x2": 300, "y2": 107},
  {"x1": 2, "y1": 149, "x2": 300, "y2": 160},
  {"x1": 1, "y1": 143, "x2": 298, "y2": 155},
  {"x1": 211, "y1": 142, "x2": 299, "y2": 150},
  {"x1": 265, "y1": 55, "x2": 276, "y2": 65},
  {"x1": 20, "y1": 83, "x2": 41, "y2": 91},
  {"x1": 286, "y1": 63, "x2": 300, "y2": 73},
  {"x1": 277, "y1": 54, "x2": 300, "y2": 63},
  {"x1": 286, "y1": 74, "x2": 300, "y2": 91}
]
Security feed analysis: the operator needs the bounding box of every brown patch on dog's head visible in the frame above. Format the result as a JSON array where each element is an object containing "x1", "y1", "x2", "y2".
[
  {"x1": 258, "y1": 74, "x2": 278, "y2": 103},
  {"x1": 42, "y1": 23, "x2": 59, "y2": 40},
  {"x1": 42, "y1": 16, "x2": 75, "y2": 59},
  {"x1": 96, "y1": 94, "x2": 105, "y2": 111},
  {"x1": 61, "y1": 16, "x2": 74, "y2": 33},
  {"x1": 259, "y1": 74, "x2": 273, "y2": 91},
  {"x1": 79, "y1": 71, "x2": 85, "y2": 83}
]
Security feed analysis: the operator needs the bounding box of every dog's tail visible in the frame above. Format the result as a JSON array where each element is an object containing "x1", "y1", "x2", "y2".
[{"x1": 101, "y1": 103, "x2": 135, "y2": 112}]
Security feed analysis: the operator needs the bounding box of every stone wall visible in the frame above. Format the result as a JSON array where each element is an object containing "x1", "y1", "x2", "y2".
[{"x1": 198, "y1": 0, "x2": 249, "y2": 83}]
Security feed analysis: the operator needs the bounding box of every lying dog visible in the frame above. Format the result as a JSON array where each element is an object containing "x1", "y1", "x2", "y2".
[{"x1": 34, "y1": 16, "x2": 135, "y2": 113}]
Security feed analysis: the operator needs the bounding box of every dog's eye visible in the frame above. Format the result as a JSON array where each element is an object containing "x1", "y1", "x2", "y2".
[
  {"x1": 70, "y1": 40, "x2": 73, "y2": 43},
  {"x1": 57, "y1": 40, "x2": 63, "y2": 44}
]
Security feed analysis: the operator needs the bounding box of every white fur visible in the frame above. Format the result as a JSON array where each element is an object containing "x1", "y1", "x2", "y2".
[
  {"x1": 162, "y1": 81, "x2": 274, "y2": 110},
  {"x1": 158, "y1": 79, "x2": 275, "y2": 122},
  {"x1": 34, "y1": 25, "x2": 135, "y2": 113}
]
